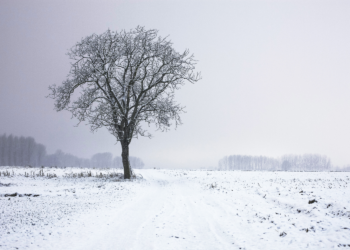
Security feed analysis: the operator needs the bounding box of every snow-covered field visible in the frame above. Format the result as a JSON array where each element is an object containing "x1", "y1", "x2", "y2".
[{"x1": 1, "y1": 167, "x2": 350, "y2": 250}]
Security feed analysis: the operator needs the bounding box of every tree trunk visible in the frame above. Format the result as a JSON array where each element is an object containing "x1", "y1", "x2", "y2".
[{"x1": 121, "y1": 142, "x2": 131, "y2": 179}]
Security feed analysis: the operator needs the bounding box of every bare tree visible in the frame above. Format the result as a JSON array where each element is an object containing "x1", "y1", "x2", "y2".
[{"x1": 49, "y1": 26, "x2": 200, "y2": 178}]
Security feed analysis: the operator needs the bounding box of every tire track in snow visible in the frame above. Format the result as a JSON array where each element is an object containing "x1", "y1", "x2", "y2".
[
  {"x1": 63, "y1": 171, "x2": 244, "y2": 250},
  {"x1": 36, "y1": 169, "x2": 349, "y2": 250}
]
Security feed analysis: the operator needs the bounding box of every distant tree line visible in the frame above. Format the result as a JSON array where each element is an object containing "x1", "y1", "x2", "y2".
[
  {"x1": 0, "y1": 134, "x2": 144, "y2": 168},
  {"x1": 89, "y1": 152, "x2": 144, "y2": 169},
  {"x1": 332, "y1": 165, "x2": 350, "y2": 172},
  {"x1": 280, "y1": 154, "x2": 331, "y2": 171},
  {"x1": 0, "y1": 134, "x2": 46, "y2": 167},
  {"x1": 218, "y1": 154, "x2": 332, "y2": 171}
]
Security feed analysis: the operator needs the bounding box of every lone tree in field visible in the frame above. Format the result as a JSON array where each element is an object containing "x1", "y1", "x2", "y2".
[{"x1": 49, "y1": 27, "x2": 200, "y2": 178}]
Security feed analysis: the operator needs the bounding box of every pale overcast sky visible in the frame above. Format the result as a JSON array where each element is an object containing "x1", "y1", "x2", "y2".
[{"x1": 0, "y1": 0, "x2": 349, "y2": 168}]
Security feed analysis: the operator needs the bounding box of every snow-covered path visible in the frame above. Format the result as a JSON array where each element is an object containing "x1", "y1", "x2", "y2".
[
  {"x1": 61, "y1": 170, "x2": 239, "y2": 250},
  {"x1": 1, "y1": 168, "x2": 350, "y2": 249},
  {"x1": 53, "y1": 170, "x2": 350, "y2": 250}
]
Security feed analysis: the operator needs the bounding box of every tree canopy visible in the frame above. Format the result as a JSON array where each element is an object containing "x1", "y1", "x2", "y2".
[{"x1": 49, "y1": 26, "x2": 200, "y2": 178}]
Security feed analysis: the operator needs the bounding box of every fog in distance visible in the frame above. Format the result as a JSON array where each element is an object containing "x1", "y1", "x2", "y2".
[{"x1": 0, "y1": 0, "x2": 349, "y2": 169}]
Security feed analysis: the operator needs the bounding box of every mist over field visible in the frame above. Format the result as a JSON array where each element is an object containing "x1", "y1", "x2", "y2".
[
  {"x1": 1, "y1": 0, "x2": 350, "y2": 169},
  {"x1": 1, "y1": 1, "x2": 350, "y2": 249},
  {"x1": 0, "y1": 134, "x2": 144, "y2": 169}
]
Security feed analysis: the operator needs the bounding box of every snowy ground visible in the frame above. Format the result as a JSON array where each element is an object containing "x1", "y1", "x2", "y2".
[{"x1": 1, "y1": 168, "x2": 350, "y2": 250}]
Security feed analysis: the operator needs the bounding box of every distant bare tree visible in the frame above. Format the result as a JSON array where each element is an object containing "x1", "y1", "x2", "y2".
[{"x1": 49, "y1": 26, "x2": 200, "y2": 178}]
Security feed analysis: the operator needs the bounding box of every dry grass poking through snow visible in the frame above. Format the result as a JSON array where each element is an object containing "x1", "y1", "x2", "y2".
[
  {"x1": 161, "y1": 170, "x2": 350, "y2": 248},
  {"x1": 1, "y1": 168, "x2": 350, "y2": 249},
  {"x1": 0, "y1": 167, "x2": 142, "y2": 249}
]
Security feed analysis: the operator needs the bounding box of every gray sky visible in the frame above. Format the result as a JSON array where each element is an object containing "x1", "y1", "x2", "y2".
[{"x1": 0, "y1": 0, "x2": 349, "y2": 168}]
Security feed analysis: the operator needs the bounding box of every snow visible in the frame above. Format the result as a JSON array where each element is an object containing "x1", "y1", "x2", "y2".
[{"x1": 1, "y1": 168, "x2": 350, "y2": 249}]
